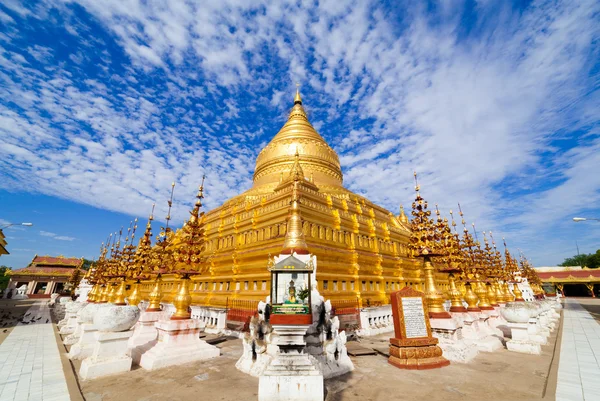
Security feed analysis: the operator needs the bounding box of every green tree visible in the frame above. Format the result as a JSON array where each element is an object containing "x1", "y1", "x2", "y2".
[
  {"x1": 82, "y1": 258, "x2": 94, "y2": 271},
  {"x1": 559, "y1": 250, "x2": 600, "y2": 268},
  {"x1": 0, "y1": 265, "x2": 11, "y2": 290}
]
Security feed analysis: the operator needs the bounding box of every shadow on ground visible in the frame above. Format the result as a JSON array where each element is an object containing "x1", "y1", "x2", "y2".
[{"x1": 0, "y1": 299, "x2": 40, "y2": 344}]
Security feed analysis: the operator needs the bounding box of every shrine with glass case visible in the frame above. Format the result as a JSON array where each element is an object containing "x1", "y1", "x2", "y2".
[{"x1": 269, "y1": 254, "x2": 314, "y2": 325}]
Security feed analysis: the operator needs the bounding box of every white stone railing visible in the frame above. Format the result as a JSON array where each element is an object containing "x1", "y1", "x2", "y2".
[
  {"x1": 190, "y1": 305, "x2": 227, "y2": 334},
  {"x1": 357, "y1": 305, "x2": 394, "y2": 336}
]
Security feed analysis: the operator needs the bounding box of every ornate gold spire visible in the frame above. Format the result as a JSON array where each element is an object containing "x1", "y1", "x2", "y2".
[
  {"x1": 408, "y1": 173, "x2": 450, "y2": 318},
  {"x1": 173, "y1": 176, "x2": 208, "y2": 273},
  {"x1": 503, "y1": 238, "x2": 524, "y2": 301},
  {"x1": 281, "y1": 172, "x2": 309, "y2": 255},
  {"x1": 434, "y1": 206, "x2": 467, "y2": 312},
  {"x1": 253, "y1": 89, "x2": 343, "y2": 191},
  {"x1": 288, "y1": 149, "x2": 305, "y2": 182}
]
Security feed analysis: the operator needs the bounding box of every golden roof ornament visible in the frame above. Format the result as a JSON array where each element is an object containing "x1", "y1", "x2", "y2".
[
  {"x1": 288, "y1": 149, "x2": 305, "y2": 182},
  {"x1": 398, "y1": 205, "x2": 408, "y2": 223},
  {"x1": 281, "y1": 168, "x2": 309, "y2": 255}
]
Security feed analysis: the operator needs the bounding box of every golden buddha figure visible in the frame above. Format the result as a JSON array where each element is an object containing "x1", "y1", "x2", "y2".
[{"x1": 288, "y1": 279, "x2": 297, "y2": 304}]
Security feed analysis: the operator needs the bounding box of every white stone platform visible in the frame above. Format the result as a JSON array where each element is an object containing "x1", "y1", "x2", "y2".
[
  {"x1": 0, "y1": 301, "x2": 71, "y2": 401},
  {"x1": 556, "y1": 299, "x2": 600, "y2": 401},
  {"x1": 138, "y1": 318, "x2": 219, "y2": 370}
]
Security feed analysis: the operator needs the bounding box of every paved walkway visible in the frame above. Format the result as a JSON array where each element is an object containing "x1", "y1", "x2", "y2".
[
  {"x1": 556, "y1": 299, "x2": 600, "y2": 401},
  {"x1": 0, "y1": 301, "x2": 70, "y2": 401}
]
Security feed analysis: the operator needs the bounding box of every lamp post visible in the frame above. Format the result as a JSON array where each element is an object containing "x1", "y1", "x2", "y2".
[
  {"x1": 0, "y1": 223, "x2": 33, "y2": 257},
  {"x1": 573, "y1": 217, "x2": 600, "y2": 222},
  {"x1": 0, "y1": 222, "x2": 33, "y2": 229}
]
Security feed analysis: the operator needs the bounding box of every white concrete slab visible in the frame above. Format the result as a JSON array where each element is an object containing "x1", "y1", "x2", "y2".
[
  {"x1": 556, "y1": 299, "x2": 600, "y2": 401},
  {"x1": 0, "y1": 301, "x2": 71, "y2": 401}
]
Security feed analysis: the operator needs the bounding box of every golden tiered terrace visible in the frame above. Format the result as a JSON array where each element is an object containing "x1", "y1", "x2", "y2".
[{"x1": 141, "y1": 90, "x2": 427, "y2": 307}]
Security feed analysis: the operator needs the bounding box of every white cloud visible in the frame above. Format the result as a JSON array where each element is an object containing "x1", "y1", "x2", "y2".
[
  {"x1": 0, "y1": 0, "x2": 598, "y2": 266},
  {"x1": 39, "y1": 231, "x2": 76, "y2": 241}
]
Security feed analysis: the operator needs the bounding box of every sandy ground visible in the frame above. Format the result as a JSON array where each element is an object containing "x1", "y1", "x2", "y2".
[
  {"x1": 78, "y1": 322, "x2": 561, "y2": 401},
  {"x1": 0, "y1": 298, "x2": 38, "y2": 345}
]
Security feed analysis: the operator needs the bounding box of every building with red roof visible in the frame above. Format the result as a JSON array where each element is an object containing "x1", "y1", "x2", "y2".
[
  {"x1": 536, "y1": 266, "x2": 600, "y2": 297},
  {"x1": 3, "y1": 254, "x2": 84, "y2": 298}
]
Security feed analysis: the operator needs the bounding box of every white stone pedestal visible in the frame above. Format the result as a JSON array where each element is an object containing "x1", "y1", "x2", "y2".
[
  {"x1": 137, "y1": 318, "x2": 219, "y2": 370},
  {"x1": 258, "y1": 324, "x2": 324, "y2": 401},
  {"x1": 64, "y1": 321, "x2": 84, "y2": 345},
  {"x1": 68, "y1": 323, "x2": 98, "y2": 360},
  {"x1": 75, "y1": 279, "x2": 93, "y2": 302},
  {"x1": 59, "y1": 317, "x2": 77, "y2": 335},
  {"x1": 79, "y1": 330, "x2": 134, "y2": 380},
  {"x1": 128, "y1": 310, "x2": 162, "y2": 349},
  {"x1": 461, "y1": 312, "x2": 503, "y2": 352},
  {"x1": 430, "y1": 317, "x2": 478, "y2": 363},
  {"x1": 259, "y1": 366, "x2": 323, "y2": 401},
  {"x1": 528, "y1": 318, "x2": 548, "y2": 345},
  {"x1": 506, "y1": 323, "x2": 541, "y2": 354}
]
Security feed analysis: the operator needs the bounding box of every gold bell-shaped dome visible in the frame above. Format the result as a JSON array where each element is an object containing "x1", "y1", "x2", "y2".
[{"x1": 252, "y1": 89, "x2": 343, "y2": 192}]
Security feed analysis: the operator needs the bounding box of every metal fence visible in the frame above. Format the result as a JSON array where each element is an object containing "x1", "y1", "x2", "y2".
[
  {"x1": 225, "y1": 298, "x2": 259, "y2": 332},
  {"x1": 330, "y1": 298, "x2": 361, "y2": 331}
]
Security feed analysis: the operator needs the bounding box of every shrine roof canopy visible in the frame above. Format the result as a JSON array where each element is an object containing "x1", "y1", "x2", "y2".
[{"x1": 270, "y1": 255, "x2": 313, "y2": 272}]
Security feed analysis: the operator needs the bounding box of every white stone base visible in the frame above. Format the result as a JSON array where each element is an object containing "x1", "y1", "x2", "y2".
[
  {"x1": 527, "y1": 319, "x2": 548, "y2": 345},
  {"x1": 258, "y1": 374, "x2": 324, "y2": 401},
  {"x1": 471, "y1": 336, "x2": 504, "y2": 352},
  {"x1": 59, "y1": 312, "x2": 81, "y2": 334},
  {"x1": 69, "y1": 324, "x2": 98, "y2": 360},
  {"x1": 138, "y1": 318, "x2": 219, "y2": 371},
  {"x1": 128, "y1": 310, "x2": 162, "y2": 349},
  {"x1": 506, "y1": 323, "x2": 541, "y2": 355},
  {"x1": 79, "y1": 330, "x2": 133, "y2": 380},
  {"x1": 438, "y1": 341, "x2": 478, "y2": 363}
]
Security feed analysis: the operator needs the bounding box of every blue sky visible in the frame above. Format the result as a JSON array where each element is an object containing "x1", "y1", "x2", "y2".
[{"x1": 0, "y1": 0, "x2": 599, "y2": 269}]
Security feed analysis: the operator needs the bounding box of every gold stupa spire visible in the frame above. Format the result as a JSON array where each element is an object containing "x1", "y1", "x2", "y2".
[
  {"x1": 294, "y1": 83, "x2": 302, "y2": 104},
  {"x1": 408, "y1": 172, "x2": 450, "y2": 318},
  {"x1": 434, "y1": 206, "x2": 467, "y2": 312},
  {"x1": 281, "y1": 168, "x2": 309, "y2": 255},
  {"x1": 253, "y1": 88, "x2": 343, "y2": 190},
  {"x1": 503, "y1": 238, "x2": 524, "y2": 301}
]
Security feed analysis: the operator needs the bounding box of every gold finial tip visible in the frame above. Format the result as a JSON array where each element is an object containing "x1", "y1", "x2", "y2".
[{"x1": 294, "y1": 85, "x2": 302, "y2": 104}]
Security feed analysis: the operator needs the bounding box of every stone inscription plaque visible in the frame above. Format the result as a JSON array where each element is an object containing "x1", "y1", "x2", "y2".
[{"x1": 401, "y1": 297, "x2": 428, "y2": 338}]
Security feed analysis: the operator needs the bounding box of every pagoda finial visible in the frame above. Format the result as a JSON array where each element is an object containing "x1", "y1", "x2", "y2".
[
  {"x1": 399, "y1": 204, "x2": 408, "y2": 223},
  {"x1": 294, "y1": 83, "x2": 302, "y2": 105},
  {"x1": 288, "y1": 148, "x2": 305, "y2": 182},
  {"x1": 281, "y1": 180, "x2": 309, "y2": 255}
]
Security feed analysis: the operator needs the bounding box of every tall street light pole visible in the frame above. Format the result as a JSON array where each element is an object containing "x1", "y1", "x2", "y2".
[
  {"x1": 0, "y1": 222, "x2": 34, "y2": 229},
  {"x1": 573, "y1": 217, "x2": 600, "y2": 222},
  {"x1": 0, "y1": 222, "x2": 33, "y2": 257}
]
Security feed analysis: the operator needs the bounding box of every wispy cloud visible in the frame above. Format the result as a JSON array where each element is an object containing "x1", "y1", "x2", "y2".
[
  {"x1": 39, "y1": 231, "x2": 76, "y2": 241},
  {"x1": 0, "y1": 0, "x2": 598, "y2": 265}
]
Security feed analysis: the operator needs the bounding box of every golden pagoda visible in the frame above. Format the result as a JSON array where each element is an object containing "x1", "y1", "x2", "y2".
[{"x1": 143, "y1": 90, "x2": 418, "y2": 308}]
